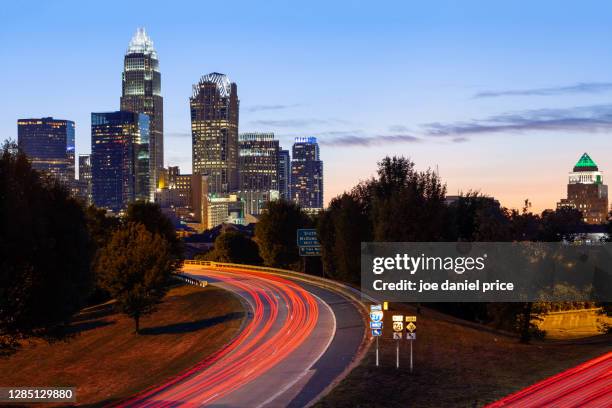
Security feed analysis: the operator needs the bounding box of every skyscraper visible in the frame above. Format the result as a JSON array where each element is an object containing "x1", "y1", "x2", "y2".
[
  {"x1": 291, "y1": 137, "x2": 323, "y2": 211},
  {"x1": 190, "y1": 72, "x2": 239, "y2": 194},
  {"x1": 238, "y1": 132, "x2": 280, "y2": 215},
  {"x1": 557, "y1": 153, "x2": 608, "y2": 224},
  {"x1": 17, "y1": 117, "x2": 75, "y2": 185},
  {"x1": 91, "y1": 111, "x2": 150, "y2": 212},
  {"x1": 77, "y1": 154, "x2": 93, "y2": 204},
  {"x1": 278, "y1": 149, "x2": 291, "y2": 200},
  {"x1": 120, "y1": 28, "x2": 163, "y2": 191}
]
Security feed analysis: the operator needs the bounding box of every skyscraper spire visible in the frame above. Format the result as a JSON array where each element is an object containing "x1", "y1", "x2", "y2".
[{"x1": 127, "y1": 27, "x2": 157, "y2": 57}]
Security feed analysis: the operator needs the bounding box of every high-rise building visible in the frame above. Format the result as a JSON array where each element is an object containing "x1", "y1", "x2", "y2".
[
  {"x1": 76, "y1": 154, "x2": 93, "y2": 204},
  {"x1": 291, "y1": 137, "x2": 323, "y2": 211},
  {"x1": 190, "y1": 72, "x2": 239, "y2": 194},
  {"x1": 278, "y1": 149, "x2": 291, "y2": 200},
  {"x1": 120, "y1": 28, "x2": 163, "y2": 191},
  {"x1": 17, "y1": 117, "x2": 75, "y2": 185},
  {"x1": 238, "y1": 132, "x2": 279, "y2": 215},
  {"x1": 91, "y1": 111, "x2": 150, "y2": 213},
  {"x1": 557, "y1": 153, "x2": 608, "y2": 224}
]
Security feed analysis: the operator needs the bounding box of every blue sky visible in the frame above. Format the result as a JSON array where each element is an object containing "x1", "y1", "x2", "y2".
[{"x1": 3, "y1": 1, "x2": 612, "y2": 210}]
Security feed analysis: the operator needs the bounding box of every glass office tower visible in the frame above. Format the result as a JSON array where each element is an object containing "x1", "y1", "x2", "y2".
[
  {"x1": 91, "y1": 111, "x2": 150, "y2": 212},
  {"x1": 120, "y1": 28, "x2": 163, "y2": 191},
  {"x1": 291, "y1": 137, "x2": 324, "y2": 211},
  {"x1": 278, "y1": 149, "x2": 291, "y2": 200},
  {"x1": 190, "y1": 72, "x2": 239, "y2": 194},
  {"x1": 238, "y1": 132, "x2": 280, "y2": 215},
  {"x1": 17, "y1": 117, "x2": 75, "y2": 185}
]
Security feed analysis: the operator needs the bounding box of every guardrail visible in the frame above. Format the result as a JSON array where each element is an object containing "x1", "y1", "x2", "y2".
[{"x1": 173, "y1": 272, "x2": 208, "y2": 288}]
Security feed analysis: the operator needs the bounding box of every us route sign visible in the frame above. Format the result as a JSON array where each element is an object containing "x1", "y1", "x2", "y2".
[{"x1": 393, "y1": 321, "x2": 404, "y2": 332}]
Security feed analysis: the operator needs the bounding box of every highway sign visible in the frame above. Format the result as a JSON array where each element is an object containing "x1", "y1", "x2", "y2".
[
  {"x1": 372, "y1": 329, "x2": 382, "y2": 337},
  {"x1": 297, "y1": 229, "x2": 320, "y2": 247},
  {"x1": 406, "y1": 332, "x2": 416, "y2": 340},
  {"x1": 370, "y1": 304, "x2": 382, "y2": 312},
  {"x1": 392, "y1": 315, "x2": 403, "y2": 322},
  {"x1": 393, "y1": 332, "x2": 402, "y2": 340},
  {"x1": 405, "y1": 316, "x2": 417, "y2": 322},
  {"x1": 370, "y1": 321, "x2": 383, "y2": 329},
  {"x1": 393, "y1": 321, "x2": 404, "y2": 332},
  {"x1": 370, "y1": 311, "x2": 383, "y2": 322},
  {"x1": 299, "y1": 246, "x2": 321, "y2": 256},
  {"x1": 406, "y1": 322, "x2": 416, "y2": 332}
]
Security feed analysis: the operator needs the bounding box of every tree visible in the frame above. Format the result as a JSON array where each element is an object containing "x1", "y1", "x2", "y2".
[
  {"x1": 125, "y1": 201, "x2": 184, "y2": 262},
  {"x1": 370, "y1": 157, "x2": 447, "y2": 241},
  {"x1": 96, "y1": 223, "x2": 176, "y2": 333},
  {"x1": 200, "y1": 231, "x2": 262, "y2": 265},
  {"x1": 85, "y1": 205, "x2": 120, "y2": 251},
  {"x1": 0, "y1": 141, "x2": 93, "y2": 351},
  {"x1": 255, "y1": 200, "x2": 310, "y2": 268},
  {"x1": 318, "y1": 192, "x2": 371, "y2": 283}
]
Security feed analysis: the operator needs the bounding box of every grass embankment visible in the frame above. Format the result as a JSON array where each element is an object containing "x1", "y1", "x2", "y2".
[
  {"x1": 317, "y1": 304, "x2": 611, "y2": 408},
  {"x1": 0, "y1": 284, "x2": 245, "y2": 406}
]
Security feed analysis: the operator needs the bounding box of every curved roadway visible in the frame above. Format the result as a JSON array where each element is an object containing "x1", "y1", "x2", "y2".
[
  {"x1": 115, "y1": 264, "x2": 365, "y2": 408},
  {"x1": 487, "y1": 351, "x2": 612, "y2": 407}
]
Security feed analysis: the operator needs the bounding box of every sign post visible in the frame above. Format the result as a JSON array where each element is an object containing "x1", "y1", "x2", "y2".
[
  {"x1": 405, "y1": 316, "x2": 417, "y2": 373},
  {"x1": 392, "y1": 315, "x2": 403, "y2": 369},
  {"x1": 370, "y1": 305, "x2": 383, "y2": 367}
]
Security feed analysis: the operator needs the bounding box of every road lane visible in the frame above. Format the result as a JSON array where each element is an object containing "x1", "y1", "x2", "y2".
[
  {"x1": 487, "y1": 351, "x2": 612, "y2": 408},
  {"x1": 114, "y1": 264, "x2": 365, "y2": 408}
]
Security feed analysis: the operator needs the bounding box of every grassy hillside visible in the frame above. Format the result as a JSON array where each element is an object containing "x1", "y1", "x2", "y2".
[
  {"x1": 317, "y1": 303, "x2": 611, "y2": 408},
  {"x1": 0, "y1": 284, "x2": 245, "y2": 406}
]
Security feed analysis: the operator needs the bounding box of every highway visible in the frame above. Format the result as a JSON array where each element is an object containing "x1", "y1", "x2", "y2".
[
  {"x1": 487, "y1": 351, "x2": 612, "y2": 408},
  {"x1": 115, "y1": 263, "x2": 365, "y2": 408}
]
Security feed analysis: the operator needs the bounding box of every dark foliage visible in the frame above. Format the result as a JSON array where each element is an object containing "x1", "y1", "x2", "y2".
[{"x1": 0, "y1": 141, "x2": 93, "y2": 351}]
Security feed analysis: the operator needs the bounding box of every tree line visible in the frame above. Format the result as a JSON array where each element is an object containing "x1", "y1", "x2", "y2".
[
  {"x1": 0, "y1": 141, "x2": 183, "y2": 353},
  {"x1": 223, "y1": 156, "x2": 606, "y2": 342}
]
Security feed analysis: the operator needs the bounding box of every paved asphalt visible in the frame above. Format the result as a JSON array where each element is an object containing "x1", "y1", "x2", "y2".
[{"x1": 114, "y1": 264, "x2": 365, "y2": 408}]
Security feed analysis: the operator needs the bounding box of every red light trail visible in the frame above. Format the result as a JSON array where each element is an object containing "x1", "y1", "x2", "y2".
[
  {"x1": 114, "y1": 266, "x2": 320, "y2": 407},
  {"x1": 487, "y1": 351, "x2": 612, "y2": 408}
]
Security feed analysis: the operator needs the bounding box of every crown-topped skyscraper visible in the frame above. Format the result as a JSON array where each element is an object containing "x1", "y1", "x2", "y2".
[
  {"x1": 557, "y1": 153, "x2": 609, "y2": 224},
  {"x1": 120, "y1": 28, "x2": 163, "y2": 197}
]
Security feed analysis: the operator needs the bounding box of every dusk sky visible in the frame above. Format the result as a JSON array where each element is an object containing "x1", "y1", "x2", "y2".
[{"x1": 3, "y1": 1, "x2": 612, "y2": 211}]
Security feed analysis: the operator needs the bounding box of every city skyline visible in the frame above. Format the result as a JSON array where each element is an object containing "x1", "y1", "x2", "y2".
[{"x1": 4, "y1": 1, "x2": 612, "y2": 212}]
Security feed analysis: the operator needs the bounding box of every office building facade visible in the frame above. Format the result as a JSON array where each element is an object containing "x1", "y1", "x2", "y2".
[
  {"x1": 120, "y1": 28, "x2": 164, "y2": 191},
  {"x1": 238, "y1": 132, "x2": 279, "y2": 215},
  {"x1": 290, "y1": 137, "x2": 323, "y2": 211},
  {"x1": 278, "y1": 149, "x2": 291, "y2": 200},
  {"x1": 17, "y1": 117, "x2": 75, "y2": 185},
  {"x1": 557, "y1": 153, "x2": 609, "y2": 224},
  {"x1": 91, "y1": 111, "x2": 150, "y2": 212},
  {"x1": 190, "y1": 72, "x2": 239, "y2": 194}
]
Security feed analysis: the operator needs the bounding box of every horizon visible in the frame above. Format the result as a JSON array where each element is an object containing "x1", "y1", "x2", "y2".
[{"x1": 3, "y1": 1, "x2": 612, "y2": 212}]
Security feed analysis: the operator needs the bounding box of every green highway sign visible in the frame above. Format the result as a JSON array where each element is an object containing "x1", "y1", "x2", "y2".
[{"x1": 297, "y1": 229, "x2": 320, "y2": 247}]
